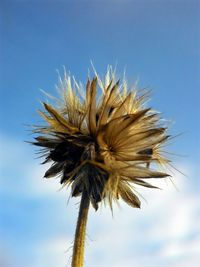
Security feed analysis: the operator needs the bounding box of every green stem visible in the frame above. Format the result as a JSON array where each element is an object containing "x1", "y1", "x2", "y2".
[{"x1": 71, "y1": 190, "x2": 90, "y2": 267}]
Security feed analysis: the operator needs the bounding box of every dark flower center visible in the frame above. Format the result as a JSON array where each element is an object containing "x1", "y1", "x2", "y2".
[
  {"x1": 46, "y1": 139, "x2": 109, "y2": 209},
  {"x1": 49, "y1": 141, "x2": 84, "y2": 162}
]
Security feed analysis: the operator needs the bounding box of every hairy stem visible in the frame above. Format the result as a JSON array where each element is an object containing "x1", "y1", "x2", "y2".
[{"x1": 72, "y1": 190, "x2": 90, "y2": 267}]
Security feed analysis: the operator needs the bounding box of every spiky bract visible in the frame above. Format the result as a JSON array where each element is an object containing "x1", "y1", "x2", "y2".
[{"x1": 33, "y1": 67, "x2": 170, "y2": 210}]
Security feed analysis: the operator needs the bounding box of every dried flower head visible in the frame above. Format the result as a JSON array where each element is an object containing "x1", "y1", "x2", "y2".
[
  {"x1": 33, "y1": 67, "x2": 170, "y2": 211},
  {"x1": 32, "y1": 66, "x2": 173, "y2": 267}
]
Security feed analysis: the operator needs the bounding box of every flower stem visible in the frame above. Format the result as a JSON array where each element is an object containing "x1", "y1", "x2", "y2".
[{"x1": 72, "y1": 190, "x2": 90, "y2": 267}]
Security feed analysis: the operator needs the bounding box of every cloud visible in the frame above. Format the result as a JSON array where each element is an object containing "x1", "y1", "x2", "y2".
[
  {"x1": 84, "y1": 165, "x2": 200, "y2": 267},
  {"x1": 0, "y1": 134, "x2": 199, "y2": 267},
  {"x1": 28, "y1": 237, "x2": 73, "y2": 267},
  {"x1": 0, "y1": 134, "x2": 66, "y2": 197}
]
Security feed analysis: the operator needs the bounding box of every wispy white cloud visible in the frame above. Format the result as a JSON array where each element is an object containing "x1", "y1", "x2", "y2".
[
  {"x1": 28, "y1": 237, "x2": 72, "y2": 267},
  {"x1": 1, "y1": 135, "x2": 199, "y2": 267},
  {"x1": 0, "y1": 134, "x2": 65, "y2": 197},
  {"x1": 85, "y1": 165, "x2": 200, "y2": 267}
]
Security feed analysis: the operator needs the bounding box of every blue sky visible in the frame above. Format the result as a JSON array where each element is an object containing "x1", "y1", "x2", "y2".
[{"x1": 0, "y1": 1, "x2": 200, "y2": 267}]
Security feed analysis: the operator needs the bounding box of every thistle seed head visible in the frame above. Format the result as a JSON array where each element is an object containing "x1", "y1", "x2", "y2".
[{"x1": 32, "y1": 67, "x2": 171, "y2": 210}]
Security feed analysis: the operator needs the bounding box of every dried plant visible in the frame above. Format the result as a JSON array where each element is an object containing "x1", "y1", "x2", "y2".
[{"x1": 32, "y1": 66, "x2": 171, "y2": 267}]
